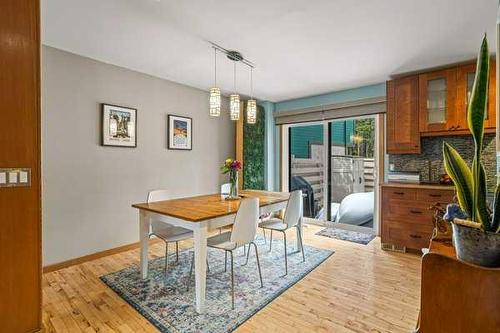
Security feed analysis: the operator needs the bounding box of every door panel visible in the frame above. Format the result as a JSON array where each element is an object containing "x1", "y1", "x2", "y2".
[
  {"x1": 387, "y1": 77, "x2": 420, "y2": 154},
  {"x1": 0, "y1": 0, "x2": 42, "y2": 331}
]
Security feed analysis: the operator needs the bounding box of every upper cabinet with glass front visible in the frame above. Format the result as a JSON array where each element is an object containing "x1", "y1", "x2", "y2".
[
  {"x1": 418, "y1": 68, "x2": 457, "y2": 133},
  {"x1": 456, "y1": 60, "x2": 496, "y2": 130}
]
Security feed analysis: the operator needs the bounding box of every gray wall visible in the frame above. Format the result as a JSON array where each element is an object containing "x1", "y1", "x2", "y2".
[{"x1": 42, "y1": 46, "x2": 234, "y2": 265}]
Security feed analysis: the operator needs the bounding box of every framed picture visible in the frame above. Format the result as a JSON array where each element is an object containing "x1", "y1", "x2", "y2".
[
  {"x1": 167, "y1": 114, "x2": 192, "y2": 150},
  {"x1": 101, "y1": 104, "x2": 137, "y2": 148}
]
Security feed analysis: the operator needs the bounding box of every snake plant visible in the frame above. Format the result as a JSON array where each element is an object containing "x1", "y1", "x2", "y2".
[{"x1": 443, "y1": 35, "x2": 500, "y2": 233}]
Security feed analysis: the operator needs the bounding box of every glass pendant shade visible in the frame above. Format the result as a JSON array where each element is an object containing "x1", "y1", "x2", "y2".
[
  {"x1": 247, "y1": 99, "x2": 257, "y2": 124},
  {"x1": 230, "y1": 94, "x2": 240, "y2": 120},
  {"x1": 209, "y1": 87, "x2": 221, "y2": 117}
]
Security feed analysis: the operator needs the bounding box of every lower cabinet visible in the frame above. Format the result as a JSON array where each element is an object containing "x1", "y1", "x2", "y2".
[{"x1": 381, "y1": 184, "x2": 455, "y2": 251}]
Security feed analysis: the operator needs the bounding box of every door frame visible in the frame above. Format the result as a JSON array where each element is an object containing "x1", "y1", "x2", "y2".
[{"x1": 281, "y1": 114, "x2": 384, "y2": 235}]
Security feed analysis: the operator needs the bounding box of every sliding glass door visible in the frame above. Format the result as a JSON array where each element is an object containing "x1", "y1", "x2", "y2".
[
  {"x1": 286, "y1": 115, "x2": 378, "y2": 231},
  {"x1": 288, "y1": 123, "x2": 325, "y2": 219},
  {"x1": 328, "y1": 116, "x2": 376, "y2": 230}
]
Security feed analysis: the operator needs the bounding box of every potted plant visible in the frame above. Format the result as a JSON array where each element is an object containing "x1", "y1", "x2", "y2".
[{"x1": 442, "y1": 35, "x2": 500, "y2": 267}]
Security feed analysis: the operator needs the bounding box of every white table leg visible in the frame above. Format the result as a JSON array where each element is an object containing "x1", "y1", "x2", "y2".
[
  {"x1": 193, "y1": 225, "x2": 208, "y2": 313},
  {"x1": 140, "y1": 210, "x2": 150, "y2": 279}
]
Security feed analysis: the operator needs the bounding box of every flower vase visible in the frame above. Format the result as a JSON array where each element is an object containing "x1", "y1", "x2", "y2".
[{"x1": 227, "y1": 170, "x2": 239, "y2": 200}]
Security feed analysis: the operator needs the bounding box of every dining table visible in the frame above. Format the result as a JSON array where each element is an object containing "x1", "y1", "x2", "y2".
[{"x1": 132, "y1": 190, "x2": 297, "y2": 313}]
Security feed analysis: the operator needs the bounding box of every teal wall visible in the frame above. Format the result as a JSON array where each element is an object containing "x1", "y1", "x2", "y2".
[
  {"x1": 262, "y1": 82, "x2": 386, "y2": 191},
  {"x1": 290, "y1": 121, "x2": 354, "y2": 159}
]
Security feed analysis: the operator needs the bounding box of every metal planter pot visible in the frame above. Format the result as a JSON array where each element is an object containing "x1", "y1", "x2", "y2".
[{"x1": 452, "y1": 221, "x2": 500, "y2": 268}]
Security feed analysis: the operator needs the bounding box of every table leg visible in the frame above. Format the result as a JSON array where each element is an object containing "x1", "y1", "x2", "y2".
[
  {"x1": 193, "y1": 225, "x2": 208, "y2": 313},
  {"x1": 140, "y1": 210, "x2": 150, "y2": 279}
]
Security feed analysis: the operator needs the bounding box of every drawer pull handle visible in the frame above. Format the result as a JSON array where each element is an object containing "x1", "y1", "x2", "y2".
[
  {"x1": 410, "y1": 209, "x2": 422, "y2": 214},
  {"x1": 429, "y1": 194, "x2": 442, "y2": 198},
  {"x1": 410, "y1": 234, "x2": 422, "y2": 239},
  {"x1": 394, "y1": 191, "x2": 404, "y2": 195}
]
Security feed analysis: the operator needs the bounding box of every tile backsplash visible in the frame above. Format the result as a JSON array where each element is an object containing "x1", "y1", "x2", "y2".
[{"x1": 389, "y1": 134, "x2": 496, "y2": 192}]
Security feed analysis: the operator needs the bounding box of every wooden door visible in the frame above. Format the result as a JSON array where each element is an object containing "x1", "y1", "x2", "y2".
[
  {"x1": 386, "y1": 76, "x2": 421, "y2": 154},
  {"x1": 0, "y1": 0, "x2": 42, "y2": 331},
  {"x1": 456, "y1": 60, "x2": 496, "y2": 130},
  {"x1": 419, "y1": 68, "x2": 457, "y2": 133}
]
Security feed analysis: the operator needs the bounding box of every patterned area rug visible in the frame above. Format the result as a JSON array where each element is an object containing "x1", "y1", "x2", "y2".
[
  {"x1": 101, "y1": 236, "x2": 333, "y2": 333},
  {"x1": 316, "y1": 228, "x2": 376, "y2": 245}
]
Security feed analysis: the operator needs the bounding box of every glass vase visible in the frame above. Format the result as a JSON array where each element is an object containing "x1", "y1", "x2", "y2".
[{"x1": 227, "y1": 170, "x2": 239, "y2": 200}]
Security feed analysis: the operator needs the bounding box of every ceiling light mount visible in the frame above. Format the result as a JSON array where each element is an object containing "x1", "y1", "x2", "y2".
[{"x1": 226, "y1": 50, "x2": 243, "y2": 62}]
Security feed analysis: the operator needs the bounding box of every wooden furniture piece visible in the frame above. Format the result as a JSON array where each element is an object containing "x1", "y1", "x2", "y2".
[
  {"x1": 0, "y1": 1, "x2": 42, "y2": 331},
  {"x1": 386, "y1": 76, "x2": 421, "y2": 154},
  {"x1": 417, "y1": 239, "x2": 500, "y2": 332},
  {"x1": 132, "y1": 190, "x2": 292, "y2": 313},
  {"x1": 419, "y1": 68, "x2": 457, "y2": 133},
  {"x1": 456, "y1": 60, "x2": 497, "y2": 130},
  {"x1": 381, "y1": 183, "x2": 454, "y2": 252},
  {"x1": 386, "y1": 59, "x2": 497, "y2": 153}
]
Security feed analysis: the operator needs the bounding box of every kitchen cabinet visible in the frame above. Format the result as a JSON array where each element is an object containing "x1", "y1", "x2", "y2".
[
  {"x1": 456, "y1": 60, "x2": 496, "y2": 130},
  {"x1": 386, "y1": 76, "x2": 421, "y2": 154},
  {"x1": 418, "y1": 68, "x2": 457, "y2": 133}
]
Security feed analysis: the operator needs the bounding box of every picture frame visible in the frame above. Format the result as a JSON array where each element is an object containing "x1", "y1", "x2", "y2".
[
  {"x1": 101, "y1": 104, "x2": 137, "y2": 148},
  {"x1": 167, "y1": 114, "x2": 192, "y2": 150}
]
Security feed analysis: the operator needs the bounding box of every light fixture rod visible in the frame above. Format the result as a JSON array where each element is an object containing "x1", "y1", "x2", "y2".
[{"x1": 209, "y1": 42, "x2": 256, "y2": 69}]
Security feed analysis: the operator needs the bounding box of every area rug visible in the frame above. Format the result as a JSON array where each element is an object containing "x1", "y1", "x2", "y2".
[
  {"x1": 316, "y1": 227, "x2": 376, "y2": 245},
  {"x1": 100, "y1": 236, "x2": 333, "y2": 333}
]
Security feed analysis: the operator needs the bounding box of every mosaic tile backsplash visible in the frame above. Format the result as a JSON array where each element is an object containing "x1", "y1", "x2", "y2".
[{"x1": 389, "y1": 134, "x2": 496, "y2": 193}]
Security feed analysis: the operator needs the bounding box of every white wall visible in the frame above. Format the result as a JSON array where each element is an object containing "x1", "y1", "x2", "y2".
[{"x1": 42, "y1": 46, "x2": 234, "y2": 265}]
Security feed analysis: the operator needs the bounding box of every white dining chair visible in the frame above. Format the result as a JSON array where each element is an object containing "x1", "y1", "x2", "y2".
[
  {"x1": 220, "y1": 183, "x2": 231, "y2": 196},
  {"x1": 147, "y1": 190, "x2": 194, "y2": 274},
  {"x1": 258, "y1": 190, "x2": 305, "y2": 276},
  {"x1": 189, "y1": 197, "x2": 263, "y2": 309}
]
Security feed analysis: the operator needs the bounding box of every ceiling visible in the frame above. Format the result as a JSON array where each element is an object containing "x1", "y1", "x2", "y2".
[{"x1": 42, "y1": 0, "x2": 497, "y2": 102}]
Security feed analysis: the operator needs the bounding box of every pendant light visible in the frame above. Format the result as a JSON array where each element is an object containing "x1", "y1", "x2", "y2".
[
  {"x1": 229, "y1": 61, "x2": 240, "y2": 121},
  {"x1": 209, "y1": 48, "x2": 221, "y2": 117},
  {"x1": 246, "y1": 67, "x2": 257, "y2": 124}
]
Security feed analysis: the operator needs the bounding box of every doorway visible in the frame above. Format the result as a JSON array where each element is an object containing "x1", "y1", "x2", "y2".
[{"x1": 285, "y1": 115, "x2": 380, "y2": 233}]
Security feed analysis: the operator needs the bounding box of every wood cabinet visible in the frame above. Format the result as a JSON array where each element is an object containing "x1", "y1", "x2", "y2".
[
  {"x1": 386, "y1": 76, "x2": 421, "y2": 154},
  {"x1": 456, "y1": 60, "x2": 496, "y2": 130},
  {"x1": 417, "y1": 239, "x2": 500, "y2": 332},
  {"x1": 419, "y1": 68, "x2": 457, "y2": 133},
  {"x1": 381, "y1": 184, "x2": 454, "y2": 251},
  {"x1": 386, "y1": 59, "x2": 497, "y2": 151}
]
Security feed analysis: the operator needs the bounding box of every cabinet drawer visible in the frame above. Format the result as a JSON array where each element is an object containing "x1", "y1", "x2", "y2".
[
  {"x1": 416, "y1": 188, "x2": 454, "y2": 203},
  {"x1": 383, "y1": 187, "x2": 416, "y2": 201},
  {"x1": 383, "y1": 220, "x2": 433, "y2": 250},
  {"x1": 385, "y1": 201, "x2": 434, "y2": 222}
]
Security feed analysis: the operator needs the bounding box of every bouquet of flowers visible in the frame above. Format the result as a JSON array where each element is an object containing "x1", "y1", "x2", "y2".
[{"x1": 221, "y1": 158, "x2": 241, "y2": 199}]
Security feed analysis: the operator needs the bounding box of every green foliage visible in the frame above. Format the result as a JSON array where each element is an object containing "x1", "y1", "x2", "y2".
[
  {"x1": 243, "y1": 104, "x2": 265, "y2": 190},
  {"x1": 442, "y1": 35, "x2": 497, "y2": 232}
]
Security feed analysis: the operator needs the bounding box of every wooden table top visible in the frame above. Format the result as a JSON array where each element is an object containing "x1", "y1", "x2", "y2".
[{"x1": 132, "y1": 190, "x2": 290, "y2": 222}]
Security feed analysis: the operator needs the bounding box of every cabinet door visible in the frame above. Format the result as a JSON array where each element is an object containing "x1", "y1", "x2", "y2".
[
  {"x1": 419, "y1": 69, "x2": 457, "y2": 133},
  {"x1": 386, "y1": 77, "x2": 420, "y2": 154},
  {"x1": 456, "y1": 61, "x2": 496, "y2": 130}
]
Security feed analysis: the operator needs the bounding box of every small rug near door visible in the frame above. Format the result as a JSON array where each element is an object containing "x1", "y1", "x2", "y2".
[
  {"x1": 316, "y1": 228, "x2": 376, "y2": 245},
  {"x1": 100, "y1": 237, "x2": 333, "y2": 333}
]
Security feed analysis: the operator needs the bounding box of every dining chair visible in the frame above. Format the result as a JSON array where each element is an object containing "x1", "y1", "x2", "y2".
[
  {"x1": 190, "y1": 197, "x2": 263, "y2": 309},
  {"x1": 258, "y1": 190, "x2": 305, "y2": 276},
  {"x1": 147, "y1": 190, "x2": 194, "y2": 274},
  {"x1": 220, "y1": 183, "x2": 231, "y2": 196}
]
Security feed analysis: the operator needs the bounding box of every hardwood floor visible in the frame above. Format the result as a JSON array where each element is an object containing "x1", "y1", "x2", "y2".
[{"x1": 42, "y1": 224, "x2": 422, "y2": 332}]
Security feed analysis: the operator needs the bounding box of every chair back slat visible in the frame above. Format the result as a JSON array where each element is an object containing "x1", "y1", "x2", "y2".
[
  {"x1": 147, "y1": 190, "x2": 171, "y2": 233},
  {"x1": 230, "y1": 198, "x2": 259, "y2": 246}
]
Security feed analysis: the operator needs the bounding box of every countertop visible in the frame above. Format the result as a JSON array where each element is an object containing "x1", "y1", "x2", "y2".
[{"x1": 382, "y1": 182, "x2": 455, "y2": 191}]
